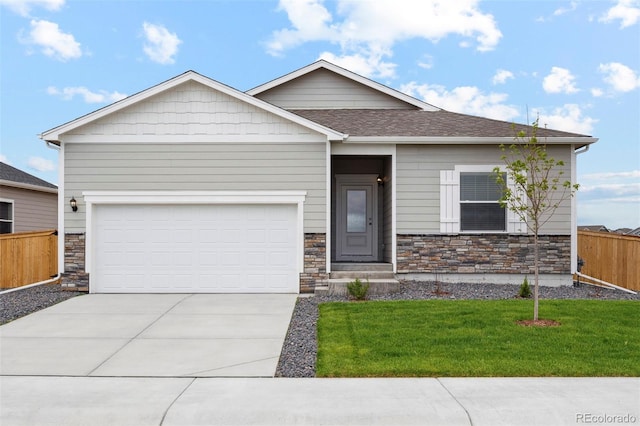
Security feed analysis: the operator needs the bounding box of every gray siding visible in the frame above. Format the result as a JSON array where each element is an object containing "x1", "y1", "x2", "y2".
[
  {"x1": 64, "y1": 143, "x2": 327, "y2": 233},
  {"x1": 396, "y1": 144, "x2": 573, "y2": 234},
  {"x1": 255, "y1": 69, "x2": 415, "y2": 110},
  {"x1": 1, "y1": 186, "x2": 57, "y2": 232}
]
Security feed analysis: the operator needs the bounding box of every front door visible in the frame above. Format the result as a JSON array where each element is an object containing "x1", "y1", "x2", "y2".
[{"x1": 335, "y1": 175, "x2": 378, "y2": 262}]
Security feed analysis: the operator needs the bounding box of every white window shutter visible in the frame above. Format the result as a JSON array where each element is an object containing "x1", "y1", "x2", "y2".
[
  {"x1": 506, "y1": 177, "x2": 527, "y2": 233},
  {"x1": 440, "y1": 170, "x2": 460, "y2": 233}
]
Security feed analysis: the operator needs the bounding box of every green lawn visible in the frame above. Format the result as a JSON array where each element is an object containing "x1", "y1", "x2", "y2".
[{"x1": 316, "y1": 299, "x2": 640, "y2": 377}]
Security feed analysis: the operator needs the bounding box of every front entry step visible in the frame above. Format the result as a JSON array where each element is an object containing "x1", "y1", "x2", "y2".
[{"x1": 316, "y1": 263, "x2": 400, "y2": 296}]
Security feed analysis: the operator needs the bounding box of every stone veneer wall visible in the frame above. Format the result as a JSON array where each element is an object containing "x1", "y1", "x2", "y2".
[
  {"x1": 397, "y1": 234, "x2": 571, "y2": 275},
  {"x1": 63, "y1": 233, "x2": 89, "y2": 287},
  {"x1": 299, "y1": 233, "x2": 327, "y2": 293}
]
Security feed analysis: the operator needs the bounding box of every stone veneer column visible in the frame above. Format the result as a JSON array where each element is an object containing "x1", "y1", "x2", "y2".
[
  {"x1": 396, "y1": 234, "x2": 571, "y2": 275},
  {"x1": 299, "y1": 233, "x2": 327, "y2": 293},
  {"x1": 63, "y1": 233, "x2": 89, "y2": 288}
]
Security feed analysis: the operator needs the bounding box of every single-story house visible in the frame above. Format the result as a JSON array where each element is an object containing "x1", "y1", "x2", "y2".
[
  {"x1": 40, "y1": 60, "x2": 597, "y2": 294},
  {"x1": 0, "y1": 162, "x2": 58, "y2": 234}
]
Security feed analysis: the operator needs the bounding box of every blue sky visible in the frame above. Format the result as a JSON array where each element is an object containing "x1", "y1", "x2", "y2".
[{"x1": 1, "y1": 0, "x2": 638, "y2": 229}]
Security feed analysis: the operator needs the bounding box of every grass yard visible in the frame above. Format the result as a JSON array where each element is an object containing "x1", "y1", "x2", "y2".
[{"x1": 316, "y1": 299, "x2": 640, "y2": 377}]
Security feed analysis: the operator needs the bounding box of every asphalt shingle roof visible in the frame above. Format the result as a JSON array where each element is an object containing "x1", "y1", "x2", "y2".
[
  {"x1": 290, "y1": 109, "x2": 591, "y2": 138},
  {"x1": 0, "y1": 162, "x2": 57, "y2": 189}
]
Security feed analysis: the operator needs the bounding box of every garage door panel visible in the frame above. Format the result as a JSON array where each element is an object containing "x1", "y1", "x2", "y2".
[{"x1": 93, "y1": 204, "x2": 299, "y2": 293}]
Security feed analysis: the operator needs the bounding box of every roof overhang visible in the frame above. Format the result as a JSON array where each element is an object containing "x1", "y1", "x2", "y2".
[
  {"x1": 39, "y1": 70, "x2": 347, "y2": 144},
  {"x1": 247, "y1": 60, "x2": 440, "y2": 112},
  {"x1": 342, "y1": 136, "x2": 599, "y2": 146},
  {"x1": 0, "y1": 179, "x2": 58, "y2": 194}
]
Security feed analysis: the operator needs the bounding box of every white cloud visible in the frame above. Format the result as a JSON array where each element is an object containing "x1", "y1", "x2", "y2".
[
  {"x1": 598, "y1": 62, "x2": 640, "y2": 92},
  {"x1": 599, "y1": 0, "x2": 640, "y2": 28},
  {"x1": 492, "y1": 69, "x2": 514, "y2": 85},
  {"x1": 27, "y1": 157, "x2": 56, "y2": 172},
  {"x1": 590, "y1": 87, "x2": 605, "y2": 97},
  {"x1": 543, "y1": 67, "x2": 579, "y2": 94},
  {"x1": 0, "y1": 154, "x2": 10, "y2": 164},
  {"x1": 583, "y1": 170, "x2": 640, "y2": 180},
  {"x1": 535, "y1": 104, "x2": 597, "y2": 135},
  {"x1": 142, "y1": 22, "x2": 182, "y2": 65},
  {"x1": 0, "y1": 0, "x2": 64, "y2": 17},
  {"x1": 267, "y1": 0, "x2": 502, "y2": 78},
  {"x1": 24, "y1": 19, "x2": 81, "y2": 61},
  {"x1": 47, "y1": 86, "x2": 127, "y2": 103},
  {"x1": 554, "y1": 1, "x2": 578, "y2": 16},
  {"x1": 400, "y1": 82, "x2": 520, "y2": 121},
  {"x1": 578, "y1": 169, "x2": 640, "y2": 227},
  {"x1": 318, "y1": 50, "x2": 396, "y2": 79}
]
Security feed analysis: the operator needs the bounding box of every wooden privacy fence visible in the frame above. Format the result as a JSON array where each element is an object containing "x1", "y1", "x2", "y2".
[
  {"x1": 577, "y1": 230, "x2": 640, "y2": 292},
  {"x1": 0, "y1": 230, "x2": 58, "y2": 289}
]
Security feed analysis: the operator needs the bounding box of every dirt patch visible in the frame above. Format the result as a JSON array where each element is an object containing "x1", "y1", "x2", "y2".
[{"x1": 516, "y1": 319, "x2": 561, "y2": 327}]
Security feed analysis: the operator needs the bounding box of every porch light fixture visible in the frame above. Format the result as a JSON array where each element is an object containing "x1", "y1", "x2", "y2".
[
  {"x1": 70, "y1": 196, "x2": 78, "y2": 212},
  {"x1": 376, "y1": 175, "x2": 384, "y2": 186}
]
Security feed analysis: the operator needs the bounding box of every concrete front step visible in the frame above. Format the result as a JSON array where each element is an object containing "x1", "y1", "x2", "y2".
[
  {"x1": 331, "y1": 263, "x2": 393, "y2": 272},
  {"x1": 316, "y1": 278, "x2": 401, "y2": 296},
  {"x1": 330, "y1": 271, "x2": 395, "y2": 279}
]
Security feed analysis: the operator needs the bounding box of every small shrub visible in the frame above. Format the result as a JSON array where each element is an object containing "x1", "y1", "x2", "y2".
[
  {"x1": 519, "y1": 276, "x2": 532, "y2": 298},
  {"x1": 347, "y1": 278, "x2": 370, "y2": 300}
]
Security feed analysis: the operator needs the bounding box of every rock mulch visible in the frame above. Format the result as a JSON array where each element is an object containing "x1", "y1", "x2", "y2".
[
  {"x1": 0, "y1": 284, "x2": 84, "y2": 325},
  {"x1": 275, "y1": 280, "x2": 639, "y2": 378}
]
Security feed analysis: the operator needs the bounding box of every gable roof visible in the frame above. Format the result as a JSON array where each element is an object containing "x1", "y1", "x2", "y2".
[
  {"x1": 40, "y1": 70, "x2": 346, "y2": 143},
  {"x1": 0, "y1": 162, "x2": 57, "y2": 193},
  {"x1": 247, "y1": 60, "x2": 440, "y2": 112}
]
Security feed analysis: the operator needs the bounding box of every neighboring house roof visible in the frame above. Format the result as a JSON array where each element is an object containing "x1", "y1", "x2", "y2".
[
  {"x1": 0, "y1": 162, "x2": 57, "y2": 193},
  {"x1": 614, "y1": 227, "x2": 632, "y2": 234},
  {"x1": 40, "y1": 70, "x2": 346, "y2": 143},
  {"x1": 290, "y1": 109, "x2": 590, "y2": 140},
  {"x1": 247, "y1": 60, "x2": 440, "y2": 112},
  {"x1": 624, "y1": 227, "x2": 640, "y2": 236},
  {"x1": 578, "y1": 225, "x2": 610, "y2": 232}
]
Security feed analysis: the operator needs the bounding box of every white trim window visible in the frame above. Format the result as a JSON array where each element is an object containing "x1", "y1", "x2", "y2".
[
  {"x1": 0, "y1": 199, "x2": 14, "y2": 234},
  {"x1": 440, "y1": 166, "x2": 526, "y2": 233}
]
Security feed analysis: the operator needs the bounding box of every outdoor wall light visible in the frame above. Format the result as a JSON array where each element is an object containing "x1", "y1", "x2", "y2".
[
  {"x1": 377, "y1": 175, "x2": 384, "y2": 186},
  {"x1": 70, "y1": 196, "x2": 78, "y2": 212}
]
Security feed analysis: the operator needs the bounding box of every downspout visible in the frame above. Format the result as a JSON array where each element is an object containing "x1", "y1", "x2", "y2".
[
  {"x1": 572, "y1": 144, "x2": 591, "y2": 275},
  {"x1": 47, "y1": 139, "x2": 65, "y2": 283}
]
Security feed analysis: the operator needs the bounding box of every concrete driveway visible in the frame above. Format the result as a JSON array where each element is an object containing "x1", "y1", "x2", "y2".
[{"x1": 0, "y1": 293, "x2": 297, "y2": 377}]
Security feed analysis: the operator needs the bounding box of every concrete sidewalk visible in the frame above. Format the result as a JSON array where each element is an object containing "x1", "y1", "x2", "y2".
[{"x1": 1, "y1": 376, "x2": 638, "y2": 425}]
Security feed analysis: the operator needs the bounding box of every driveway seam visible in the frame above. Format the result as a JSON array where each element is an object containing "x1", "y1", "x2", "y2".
[
  {"x1": 436, "y1": 378, "x2": 474, "y2": 426},
  {"x1": 87, "y1": 294, "x2": 194, "y2": 376},
  {"x1": 159, "y1": 377, "x2": 197, "y2": 426}
]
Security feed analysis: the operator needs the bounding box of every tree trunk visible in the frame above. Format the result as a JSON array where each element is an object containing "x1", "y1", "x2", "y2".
[{"x1": 533, "y1": 232, "x2": 539, "y2": 321}]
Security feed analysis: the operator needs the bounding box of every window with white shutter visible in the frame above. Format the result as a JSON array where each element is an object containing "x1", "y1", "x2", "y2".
[{"x1": 440, "y1": 166, "x2": 526, "y2": 233}]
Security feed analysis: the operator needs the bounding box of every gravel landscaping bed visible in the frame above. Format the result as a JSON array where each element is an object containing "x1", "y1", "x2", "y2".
[
  {"x1": 275, "y1": 280, "x2": 639, "y2": 378},
  {"x1": 0, "y1": 284, "x2": 84, "y2": 325}
]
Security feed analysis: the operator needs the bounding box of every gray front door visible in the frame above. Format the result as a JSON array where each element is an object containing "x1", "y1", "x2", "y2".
[{"x1": 335, "y1": 175, "x2": 378, "y2": 262}]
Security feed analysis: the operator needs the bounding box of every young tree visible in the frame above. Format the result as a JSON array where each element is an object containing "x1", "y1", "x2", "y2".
[{"x1": 494, "y1": 118, "x2": 579, "y2": 321}]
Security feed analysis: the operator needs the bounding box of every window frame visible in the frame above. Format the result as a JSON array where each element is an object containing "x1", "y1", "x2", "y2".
[
  {"x1": 440, "y1": 165, "x2": 526, "y2": 234},
  {"x1": 0, "y1": 198, "x2": 15, "y2": 234},
  {"x1": 459, "y1": 170, "x2": 507, "y2": 232}
]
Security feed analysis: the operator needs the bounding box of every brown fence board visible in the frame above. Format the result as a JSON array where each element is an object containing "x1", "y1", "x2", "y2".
[
  {"x1": 0, "y1": 230, "x2": 58, "y2": 289},
  {"x1": 577, "y1": 230, "x2": 640, "y2": 291}
]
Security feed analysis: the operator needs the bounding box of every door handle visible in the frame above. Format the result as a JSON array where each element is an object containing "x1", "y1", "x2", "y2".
[{"x1": 368, "y1": 218, "x2": 372, "y2": 226}]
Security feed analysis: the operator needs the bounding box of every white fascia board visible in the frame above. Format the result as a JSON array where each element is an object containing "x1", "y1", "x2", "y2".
[
  {"x1": 60, "y1": 134, "x2": 330, "y2": 144},
  {"x1": 40, "y1": 71, "x2": 346, "y2": 143},
  {"x1": 344, "y1": 136, "x2": 599, "y2": 145},
  {"x1": 246, "y1": 60, "x2": 440, "y2": 112},
  {"x1": 0, "y1": 180, "x2": 58, "y2": 194}
]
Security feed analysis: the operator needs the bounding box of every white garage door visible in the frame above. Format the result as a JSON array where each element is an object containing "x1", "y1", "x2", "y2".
[{"x1": 92, "y1": 204, "x2": 299, "y2": 293}]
